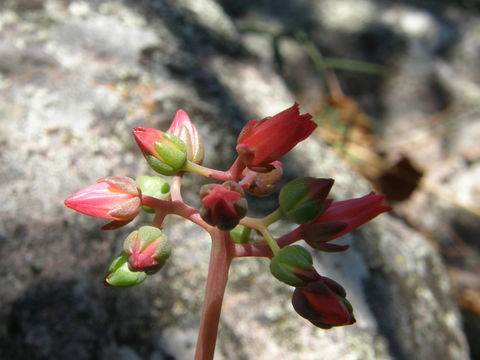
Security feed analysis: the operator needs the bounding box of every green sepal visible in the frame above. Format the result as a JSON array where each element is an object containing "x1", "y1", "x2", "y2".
[
  {"x1": 138, "y1": 226, "x2": 171, "y2": 261},
  {"x1": 284, "y1": 199, "x2": 324, "y2": 224},
  {"x1": 163, "y1": 132, "x2": 186, "y2": 153},
  {"x1": 279, "y1": 177, "x2": 330, "y2": 224},
  {"x1": 104, "y1": 252, "x2": 147, "y2": 287},
  {"x1": 338, "y1": 296, "x2": 354, "y2": 314},
  {"x1": 279, "y1": 177, "x2": 312, "y2": 209},
  {"x1": 145, "y1": 155, "x2": 176, "y2": 176},
  {"x1": 270, "y1": 259, "x2": 307, "y2": 287},
  {"x1": 154, "y1": 134, "x2": 187, "y2": 170}
]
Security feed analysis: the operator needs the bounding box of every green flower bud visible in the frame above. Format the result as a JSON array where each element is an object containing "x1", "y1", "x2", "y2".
[
  {"x1": 279, "y1": 177, "x2": 334, "y2": 224},
  {"x1": 104, "y1": 252, "x2": 147, "y2": 287},
  {"x1": 270, "y1": 245, "x2": 317, "y2": 287},
  {"x1": 136, "y1": 176, "x2": 171, "y2": 213}
]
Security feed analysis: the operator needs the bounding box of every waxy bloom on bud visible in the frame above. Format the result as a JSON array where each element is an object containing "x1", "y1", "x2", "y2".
[
  {"x1": 200, "y1": 181, "x2": 248, "y2": 231},
  {"x1": 302, "y1": 192, "x2": 391, "y2": 251},
  {"x1": 240, "y1": 161, "x2": 283, "y2": 197},
  {"x1": 167, "y1": 109, "x2": 204, "y2": 165},
  {"x1": 64, "y1": 177, "x2": 141, "y2": 230},
  {"x1": 236, "y1": 103, "x2": 317, "y2": 170},
  {"x1": 279, "y1": 177, "x2": 334, "y2": 224},
  {"x1": 123, "y1": 226, "x2": 171, "y2": 274},
  {"x1": 292, "y1": 276, "x2": 355, "y2": 329},
  {"x1": 133, "y1": 127, "x2": 187, "y2": 176},
  {"x1": 104, "y1": 252, "x2": 147, "y2": 287},
  {"x1": 270, "y1": 245, "x2": 320, "y2": 287}
]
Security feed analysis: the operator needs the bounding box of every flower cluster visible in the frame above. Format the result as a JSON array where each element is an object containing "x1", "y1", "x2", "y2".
[{"x1": 65, "y1": 103, "x2": 390, "y2": 359}]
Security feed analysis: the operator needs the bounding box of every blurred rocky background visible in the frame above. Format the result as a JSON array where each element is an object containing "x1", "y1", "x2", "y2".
[{"x1": 0, "y1": 0, "x2": 479, "y2": 359}]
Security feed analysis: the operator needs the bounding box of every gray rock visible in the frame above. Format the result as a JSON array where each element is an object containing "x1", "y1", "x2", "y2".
[{"x1": 0, "y1": 1, "x2": 471, "y2": 360}]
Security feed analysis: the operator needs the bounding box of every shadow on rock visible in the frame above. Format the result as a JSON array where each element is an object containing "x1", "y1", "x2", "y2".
[{"x1": 5, "y1": 278, "x2": 167, "y2": 360}]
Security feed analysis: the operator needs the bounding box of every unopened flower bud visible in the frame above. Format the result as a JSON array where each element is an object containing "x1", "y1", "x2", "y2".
[
  {"x1": 104, "y1": 252, "x2": 147, "y2": 287},
  {"x1": 64, "y1": 177, "x2": 142, "y2": 230},
  {"x1": 270, "y1": 245, "x2": 319, "y2": 287},
  {"x1": 123, "y1": 226, "x2": 171, "y2": 274},
  {"x1": 133, "y1": 127, "x2": 187, "y2": 176},
  {"x1": 279, "y1": 177, "x2": 334, "y2": 224},
  {"x1": 136, "y1": 176, "x2": 171, "y2": 213},
  {"x1": 302, "y1": 192, "x2": 391, "y2": 244},
  {"x1": 240, "y1": 161, "x2": 283, "y2": 197},
  {"x1": 200, "y1": 181, "x2": 248, "y2": 231},
  {"x1": 292, "y1": 276, "x2": 355, "y2": 329},
  {"x1": 167, "y1": 109, "x2": 204, "y2": 165}
]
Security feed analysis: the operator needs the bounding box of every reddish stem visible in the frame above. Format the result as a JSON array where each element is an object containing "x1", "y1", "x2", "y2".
[
  {"x1": 195, "y1": 230, "x2": 234, "y2": 360},
  {"x1": 233, "y1": 226, "x2": 304, "y2": 257},
  {"x1": 203, "y1": 157, "x2": 246, "y2": 182},
  {"x1": 141, "y1": 195, "x2": 211, "y2": 230},
  {"x1": 227, "y1": 157, "x2": 246, "y2": 182},
  {"x1": 203, "y1": 168, "x2": 232, "y2": 182},
  {"x1": 185, "y1": 157, "x2": 246, "y2": 183},
  {"x1": 170, "y1": 173, "x2": 184, "y2": 202}
]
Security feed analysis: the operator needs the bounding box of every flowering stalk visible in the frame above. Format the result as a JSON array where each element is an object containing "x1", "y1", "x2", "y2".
[{"x1": 195, "y1": 229, "x2": 234, "y2": 360}]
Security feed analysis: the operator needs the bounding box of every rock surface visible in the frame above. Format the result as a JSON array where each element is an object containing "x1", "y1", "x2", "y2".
[{"x1": 0, "y1": 1, "x2": 473, "y2": 359}]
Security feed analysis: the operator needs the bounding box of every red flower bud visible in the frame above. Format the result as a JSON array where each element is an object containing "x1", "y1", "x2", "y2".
[
  {"x1": 292, "y1": 276, "x2": 355, "y2": 329},
  {"x1": 200, "y1": 181, "x2": 248, "y2": 231},
  {"x1": 167, "y1": 109, "x2": 204, "y2": 165},
  {"x1": 236, "y1": 103, "x2": 317, "y2": 169},
  {"x1": 64, "y1": 177, "x2": 141, "y2": 230},
  {"x1": 302, "y1": 192, "x2": 391, "y2": 248}
]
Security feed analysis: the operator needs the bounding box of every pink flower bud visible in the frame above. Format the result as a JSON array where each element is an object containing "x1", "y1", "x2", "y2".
[
  {"x1": 292, "y1": 276, "x2": 355, "y2": 329},
  {"x1": 64, "y1": 177, "x2": 141, "y2": 230},
  {"x1": 200, "y1": 181, "x2": 248, "y2": 231},
  {"x1": 167, "y1": 109, "x2": 204, "y2": 165},
  {"x1": 123, "y1": 226, "x2": 171, "y2": 274},
  {"x1": 302, "y1": 192, "x2": 391, "y2": 249},
  {"x1": 236, "y1": 103, "x2": 317, "y2": 169}
]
